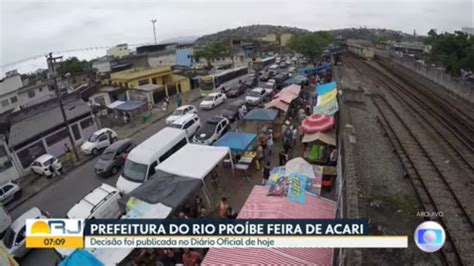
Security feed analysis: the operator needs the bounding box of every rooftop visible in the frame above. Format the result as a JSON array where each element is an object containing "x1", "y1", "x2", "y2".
[{"x1": 110, "y1": 67, "x2": 172, "y2": 81}]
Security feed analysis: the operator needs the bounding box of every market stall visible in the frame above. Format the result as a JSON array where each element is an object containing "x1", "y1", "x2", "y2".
[
  {"x1": 243, "y1": 108, "x2": 279, "y2": 139},
  {"x1": 155, "y1": 144, "x2": 233, "y2": 204},
  {"x1": 265, "y1": 84, "x2": 301, "y2": 113},
  {"x1": 202, "y1": 185, "x2": 336, "y2": 265}
]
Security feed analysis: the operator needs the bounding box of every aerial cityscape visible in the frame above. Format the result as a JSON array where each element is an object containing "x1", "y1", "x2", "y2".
[{"x1": 1, "y1": 0, "x2": 473, "y2": 265}]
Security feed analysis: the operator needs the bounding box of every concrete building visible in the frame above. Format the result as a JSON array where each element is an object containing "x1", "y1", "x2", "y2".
[
  {"x1": 8, "y1": 94, "x2": 98, "y2": 174},
  {"x1": 17, "y1": 79, "x2": 58, "y2": 108},
  {"x1": 88, "y1": 86, "x2": 127, "y2": 107},
  {"x1": 148, "y1": 50, "x2": 177, "y2": 68},
  {"x1": 0, "y1": 74, "x2": 22, "y2": 114},
  {"x1": 109, "y1": 67, "x2": 191, "y2": 103},
  {"x1": 106, "y1": 43, "x2": 130, "y2": 58},
  {"x1": 261, "y1": 33, "x2": 278, "y2": 43},
  {"x1": 92, "y1": 56, "x2": 133, "y2": 74},
  {"x1": 280, "y1": 33, "x2": 293, "y2": 46},
  {"x1": 176, "y1": 48, "x2": 193, "y2": 67}
]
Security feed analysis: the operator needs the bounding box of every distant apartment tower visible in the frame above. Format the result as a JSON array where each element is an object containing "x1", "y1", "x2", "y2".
[{"x1": 107, "y1": 44, "x2": 130, "y2": 58}]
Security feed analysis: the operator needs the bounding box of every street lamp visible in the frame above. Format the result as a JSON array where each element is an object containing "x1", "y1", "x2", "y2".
[{"x1": 151, "y1": 19, "x2": 157, "y2": 44}]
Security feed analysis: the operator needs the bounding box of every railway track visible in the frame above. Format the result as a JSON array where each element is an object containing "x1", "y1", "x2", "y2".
[
  {"x1": 374, "y1": 95, "x2": 474, "y2": 265},
  {"x1": 343, "y1": 54, "x2": 474, "y2": 265}
]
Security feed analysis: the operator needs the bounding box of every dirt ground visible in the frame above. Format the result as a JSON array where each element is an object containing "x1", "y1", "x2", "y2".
[{"x1": 336, "y1": 60, "x2": 443, "y2": 265}]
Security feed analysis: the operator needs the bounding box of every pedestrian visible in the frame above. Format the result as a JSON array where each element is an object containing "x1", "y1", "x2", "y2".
[
  {"x1": 226, "y1": 207, "x2": 238, "y2": 219},
  {"x1": 262, "y1": 161, "x2": 271, "y2": 185},
  {"x1": 163, "y1": 95, "x2": 170, "y2": 111},
  {"x1": 291, "y1": 126, "x2": 299, "y2": 146},
  {"x1": 298, "y1": 108, "x2": 306, "y2": 122},
  {"x1": 182, "y1": 249, "x2": 202, "y2": 266},
  {"x1": 198, "y1": 207, "x2": 207, "y2": 219},
  {"x1": 281, "y1": 120, "x2": 289, "y2": 142},
  {"x1": 256, "y1": 144, "x2": 264, "y2": 170},
  {"x1": 219, "y1": 197, "x2": 229, "y2": 219},
  {"x1": 279, "y1": 150, "x2": 287, "y2": 166},
  {"x1": 328, "y1": 148, "x2": 338, "y2": 166},
  {"x1": 176, "y1": 94, "x2": 182, "y2": 107},
  {"x1": 265, "y1": 130, "x2": 273, "y2": 156}
]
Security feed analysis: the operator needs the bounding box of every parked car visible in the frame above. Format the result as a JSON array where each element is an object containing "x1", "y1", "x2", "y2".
[
  {"x1": 193, "y1": 116, "x2": 230, "y2": 145},
  {"x1": 169, "y1": 113, "x2": 202, "y2": 138},
  {"x1": 0, "y1": 181, "x2": 21, "y2": 205},
  {"x1": 1, "y1": 207, "x2": 49, "y2": 259},
  {"x1": 67, "y1": 183, "x2": 122, "y2": 219},
  {"x1": 243, "y1": 77, "x2": 257, "y2": 88},
  {"x1": 263, "y1": 81, "x2": 276, "y2": 94},
  {"x1": 94, "y1": 138, "x2": 135, "y2": 177},
  {"x1": 165, "y1": 105, "x2": 198, "y2": 124},
  {"x1": 30, "y1": 154, "x2": 62, "y2": 177},
  {"x1": 245, "y1": 88, "x2": 268, "y2": 105},
  {"x1": 200, "y1": 92, "x2": 226, "y2": 110},
  {"x1": 279, "y1": 62, "x2": 287, "y2": 68},
  {"x1": 81, "y1": 128, "x2": 118, "y2": 155},
  {"x1": 225, "y1": 83, "x2": 247, "y2": 98},
  {"x1": 259, "y1": 72, "x2": 271, "y2": 81},
  {"x1": 222, "y1": 100, "x2": 246, "y2": 122},
  {"x1": 288, "y1": 66, "x2": 296, "y2": 73}
]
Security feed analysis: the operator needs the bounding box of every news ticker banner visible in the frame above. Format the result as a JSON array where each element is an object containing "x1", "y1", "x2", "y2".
[{"x1": 26, "y1": 219, "x2": 408, "y2": 249}]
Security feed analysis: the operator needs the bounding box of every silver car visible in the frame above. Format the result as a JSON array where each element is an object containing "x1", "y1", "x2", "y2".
[{"x1": 0, "y1": 181, "x2": 21, "y2": 205}]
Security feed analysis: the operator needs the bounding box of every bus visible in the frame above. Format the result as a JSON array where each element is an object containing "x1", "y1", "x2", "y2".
[
  {"x1": 253, "y1": 56, "x2": 276, "y2": 71},
  {"x1": 199, "y1": 66, "x2": 248, "y2": 96}
]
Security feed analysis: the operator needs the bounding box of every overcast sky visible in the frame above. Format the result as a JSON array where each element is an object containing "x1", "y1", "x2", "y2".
[{"x1": 1, "y1": 0, "x2": 473, "y2": 66}]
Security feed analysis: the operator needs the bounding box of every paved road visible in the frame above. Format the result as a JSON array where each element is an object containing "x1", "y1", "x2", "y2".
[{"x1": 13, "y1": 72, "x2": 272, "y2": 265}]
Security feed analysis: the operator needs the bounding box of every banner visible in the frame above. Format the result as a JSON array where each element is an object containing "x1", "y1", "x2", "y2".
[
  {"x1": 316, "y1": 81, "x2": 337, "y2": 95},
  {"x1": 287, "y1": 174, "x2": 308, "y2": 204}
]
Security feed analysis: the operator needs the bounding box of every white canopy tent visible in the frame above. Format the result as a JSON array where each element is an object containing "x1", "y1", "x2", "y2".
[
  {"x1": 156, "y1": 144, "x2": 233, "y2": 180},
  {"x1": 156, "y1": 143, "x2": 233, "y2": 205}
]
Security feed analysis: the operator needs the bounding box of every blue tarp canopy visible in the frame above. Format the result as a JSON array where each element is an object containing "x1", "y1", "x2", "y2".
[
  {"x1": 316, "y1": 81, "x2": 337, "y2": 95},
  {"x1": 244, "y1": 108, "x2": 278, "y2": 121},
  {"x1": 298, "y1": 63, "x2": 332, "y2": 75},
  {"x1": 213, "y1": 132, "x2": 257, "y2": 152},
  {"x1": 112, "y1": 100, "x2": 145, "y2": 111},
  {"x1": 59, "y1": 249, "x2": 104, "y2": 266}
]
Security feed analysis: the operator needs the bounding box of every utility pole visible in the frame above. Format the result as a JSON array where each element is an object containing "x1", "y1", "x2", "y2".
[
  {"x1": 151, "y1": 19, "x2": 157, "y2": 44},
  {"x1": 46, "y1": 52, "x2": 80, "y2": 162}
]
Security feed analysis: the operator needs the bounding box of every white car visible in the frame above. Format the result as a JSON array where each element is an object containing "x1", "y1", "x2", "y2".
[
  {"x1": 30, "y1": 154, "x2": 62, "y2": 177},
  {"x1": 81, "y1": 128, "x2": 118, "y2": 155},
  {"x1": 263, "y1": 81, "x2": 276, "y2": 94},
  {"x1": 245, "y1": 88, "x2": 268, "y2": 105},
  {"x1": 1, "y1": 207, "x2": 49, "y2": 258},
  {"x1": 67, "y1": 183, "x2": 122, "y2": 219},
  {"x1": 0, "y1": 181, "x2": 21, "y2": 205},
  {"x1": 288, "y1": 66, "x2": 296, "y2": 73},
  {"x1": 193, "y1": 116, "x2": 230, "y2": 145},
  {"x1": 200, "y1": 92, "x2": 226, "y2": 110},
  {"x1": 165, "y1": 105, "x2": 198, "y2": 124},
  {"x1": 169, "y1": 113, "x2": 202, "y2": 138}
]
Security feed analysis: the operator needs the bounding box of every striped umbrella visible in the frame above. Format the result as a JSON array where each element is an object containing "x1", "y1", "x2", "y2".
[{"x1": 300, "y1": 114, "x2": 334, "y2": 134}]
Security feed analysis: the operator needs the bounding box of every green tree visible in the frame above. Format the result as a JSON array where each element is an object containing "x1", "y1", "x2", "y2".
[
  {"x1": 429, "y1": 31, "x2": 473, "y2": 75},
  {"x1": 57, "y1": 57, "x2": 90, "y2": 76},
  {"x1": 287, "y1": 32, "x2": 333, "y2": 63},
  {"x1": 194, "y1": 42, "x2": 228, "y2": 67},
  {"x1": 373, "y1": 35, "x2": 388, "y2": 45}
]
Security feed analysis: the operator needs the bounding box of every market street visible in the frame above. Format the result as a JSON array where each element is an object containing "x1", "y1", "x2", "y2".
[{"x1": 13, "y1": 72, "x2": 261, "y2": 265}]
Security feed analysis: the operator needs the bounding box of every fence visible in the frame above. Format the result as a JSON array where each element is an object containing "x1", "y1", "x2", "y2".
[{"x1": 375, "y1": 50, "x2": 474, "y2": 104}]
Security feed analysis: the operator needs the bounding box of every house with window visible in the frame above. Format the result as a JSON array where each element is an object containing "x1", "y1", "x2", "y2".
[
  {"x1": 8, "y1": 93, "x2": 97, "y2": 175},
  {"x1": 17, "y1": 79, "x2": 58, "y2": 108},
  {"x1": 108, "y1": 66, "x2": 191, "y2": 105},
  {"x1": 0, "y1": 74, "x2": 23, "y2": 115}
]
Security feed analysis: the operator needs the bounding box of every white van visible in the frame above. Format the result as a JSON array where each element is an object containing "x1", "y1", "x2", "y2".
[
  {"x1": 168, "y1": 113, "x2": 201, "y2": 139},
  {"x1": 116, "y1": 127, "x2": 188, "y2": 194},
  {"x1": 67, "y1": 183, "x2": 122, "y2": 219}
]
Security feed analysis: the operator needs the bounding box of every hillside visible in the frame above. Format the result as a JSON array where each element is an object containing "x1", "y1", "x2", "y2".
[
  {"x1": 195, "y1": 24, "x2": 308, "y2": 43},
  {"x1": 195, "y1": 25, "x2": 421, "y2": 44}
]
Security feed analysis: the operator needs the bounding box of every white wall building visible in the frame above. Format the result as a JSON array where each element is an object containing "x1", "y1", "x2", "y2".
[
  {"x1": 107, "y1": 44, "x2": 129, "y2": 58},
  {"x1": 17, "y1": 79, "x2": 58, "y2": 108},
  {"x1": 148, "y1": 50, "x2": 177, "y2": 68},
  {"x1": 0, "y1": 75, "x2": 23, "y2": 114}
]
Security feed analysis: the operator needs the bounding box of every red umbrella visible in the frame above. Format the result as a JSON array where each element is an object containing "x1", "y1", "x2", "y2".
[{"x1": 300, "y1": 114, "x2": 334, "y2": 134}]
